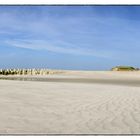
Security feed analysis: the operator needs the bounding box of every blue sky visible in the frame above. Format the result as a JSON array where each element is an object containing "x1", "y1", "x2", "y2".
[{"x1": 0, "y1": 6, "x2": 140, "y2": 70}]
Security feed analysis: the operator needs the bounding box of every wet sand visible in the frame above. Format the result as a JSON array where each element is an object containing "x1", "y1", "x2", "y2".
[
  {"x1": 0, "y1": 77, "x2": 140, "y2": 87},
  {"x1": 0, "y1": 71, "x2": 140, "y2": 134}
]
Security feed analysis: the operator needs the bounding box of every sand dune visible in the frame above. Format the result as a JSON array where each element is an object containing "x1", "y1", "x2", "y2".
[{"x1": 0, "y1": 71, "x2": 140, "y2": 134}]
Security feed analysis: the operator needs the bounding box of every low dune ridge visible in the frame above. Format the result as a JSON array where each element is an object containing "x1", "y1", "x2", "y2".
[{"x1": 0, "y1": 71, "x2": 140, "y2": 134}]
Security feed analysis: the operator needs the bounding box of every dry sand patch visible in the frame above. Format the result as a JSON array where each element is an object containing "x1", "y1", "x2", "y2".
[{"x1": 0, "y1": 77, "x2": 140, "y2": 134}]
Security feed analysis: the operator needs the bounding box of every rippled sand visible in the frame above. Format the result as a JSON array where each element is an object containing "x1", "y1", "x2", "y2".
[{"x1": 0, "y1": 71, "x2": 140, "y2": 134}]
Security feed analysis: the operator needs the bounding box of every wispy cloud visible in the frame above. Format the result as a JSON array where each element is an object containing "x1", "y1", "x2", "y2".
[
  {"x1": 5, "y1": 39, "x2": 114, "y2": 58},
  {"x1": 1, "y1": 6, "x2": 140, "y2": 69},
  {"x1": 0, "y1": 9, "x2": 120, "y2": 58}
]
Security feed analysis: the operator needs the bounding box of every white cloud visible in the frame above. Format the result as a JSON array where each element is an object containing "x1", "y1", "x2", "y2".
[
  {"x1": 5, "y1": 39, "x2": 114, "y2": 58},
  {"x1": 1, "y1": 8, "x2": 138, "y2": 60}
]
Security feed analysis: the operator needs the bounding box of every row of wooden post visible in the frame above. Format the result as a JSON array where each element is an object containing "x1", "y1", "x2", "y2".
[{"x1": 0, "y1": 69, "x2": 61, "y2": 75}]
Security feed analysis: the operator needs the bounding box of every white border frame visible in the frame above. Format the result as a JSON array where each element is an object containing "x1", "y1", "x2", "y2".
[{"x1": 0, "y1": 0, "x2": 140, "y2": 5}]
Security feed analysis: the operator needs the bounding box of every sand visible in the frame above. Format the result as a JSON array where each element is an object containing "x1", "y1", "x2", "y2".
[{"x1": 0, "y1": 71, "x2": 140, "y2": 134}]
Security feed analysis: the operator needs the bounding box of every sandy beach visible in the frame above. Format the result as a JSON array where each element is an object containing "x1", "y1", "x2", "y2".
[{"x1": 0, "y1": 71, "x2": 140, "y2": 134}]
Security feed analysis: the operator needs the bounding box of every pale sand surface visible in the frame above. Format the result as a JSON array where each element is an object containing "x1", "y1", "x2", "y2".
[{"x1": 0, "y1": 71, "x2": 140, "y2": 134}]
